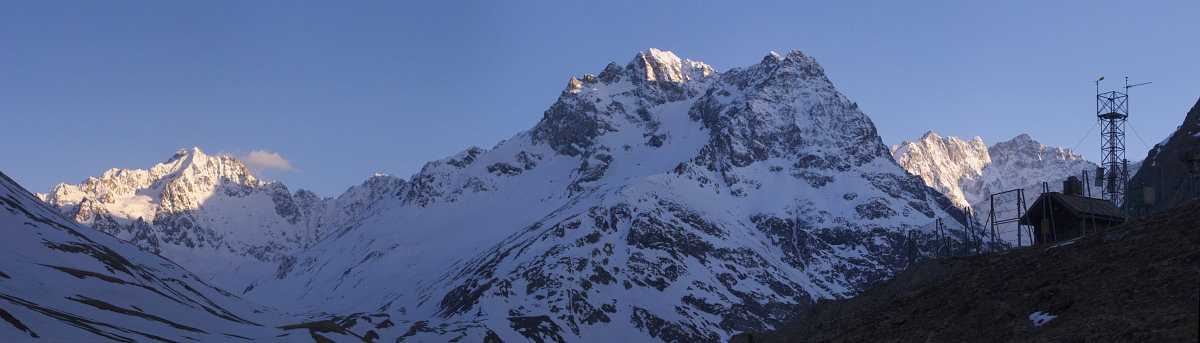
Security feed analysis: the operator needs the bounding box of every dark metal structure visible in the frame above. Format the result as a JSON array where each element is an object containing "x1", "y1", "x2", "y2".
[
  {"x1": 1095, "y1": 77, "x2": 1150, "y2": 207},
  {"x1": 1019, "y1": 192, "x2": 1125, "y2": 245},
  {"x1": 989, "y1": 189, "x2": 1030, "y2": 247}
]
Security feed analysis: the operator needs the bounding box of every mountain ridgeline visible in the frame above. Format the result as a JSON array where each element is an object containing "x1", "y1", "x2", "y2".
[{"x1": 891, "y1": 132, "x2": 1102, "y2": 212}]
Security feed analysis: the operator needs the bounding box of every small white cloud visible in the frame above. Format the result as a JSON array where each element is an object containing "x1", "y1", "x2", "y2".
[{"x1": 238, "y1": 150, "x2": 299, "y2": 173}]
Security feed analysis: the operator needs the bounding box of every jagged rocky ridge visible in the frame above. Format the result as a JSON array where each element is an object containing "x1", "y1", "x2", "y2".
[
  {"x1": 891, "y1": 132, "x2": 1103, "y2": 210},
  {"x1": 37, "y1": 148, "x2": 404, "y2": 290},
  {"x1": 240, "y1": 49, "x2": 978, "y2": 342},
  {"x1": 0, "y1": 170, "x2": 322, "y2": 341},
  {"x1": 891, "y1": 132, "x2": 1108, "y2": 245}
]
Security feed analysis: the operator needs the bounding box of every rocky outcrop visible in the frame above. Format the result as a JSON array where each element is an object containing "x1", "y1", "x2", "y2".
[{"x1": 1127, "y1": 97, "x2": 1200, "y2": 216}]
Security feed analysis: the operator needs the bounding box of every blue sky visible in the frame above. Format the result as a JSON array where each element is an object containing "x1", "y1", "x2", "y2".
[{"x1": 2, "y1": 1, "x2": 1197, "y2": 197}]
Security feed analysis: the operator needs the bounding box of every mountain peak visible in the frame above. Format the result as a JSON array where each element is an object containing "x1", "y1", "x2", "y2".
[
  {"x1": 756, "y1": 49, "x2": 825, "y2": 76},
  {"x1": 765, "y1": 51, "x2": 784, "y2": 62},
  {"x1": 784, "y1": 49, "x2": 816, "y2": 63},
  {"x1": 919, "y1": 131, "x2": 941, "y2": 141},
  {"x1": 992, "y1": 134, "x2": 1050, "y2": 154},
  {"x1": 164, "y1": 147, "x2": 212, "y2": 166},
  {"x1": 626, "y1": 48, "x2": 713, "y2": 83}
]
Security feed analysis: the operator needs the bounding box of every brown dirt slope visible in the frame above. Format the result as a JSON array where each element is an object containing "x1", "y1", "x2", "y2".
[{"x1": 734, "y1": 199, "x2": 1200, "y2": 342}]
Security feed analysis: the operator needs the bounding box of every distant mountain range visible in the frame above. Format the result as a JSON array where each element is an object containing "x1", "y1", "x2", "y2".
[
  {"x1": 19, "y1": 49, "x2": 1174, "y2": 342},
  {"x1": 892, "y1": 132, "x2": 1102, "y2": 212},
  {"x1": 24, "y1": 49, "x2": 982, "y2": 342}
]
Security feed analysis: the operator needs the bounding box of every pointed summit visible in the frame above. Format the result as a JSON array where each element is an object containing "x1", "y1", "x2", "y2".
[
  {"x1": 764, "y1": 51, "x2": 784, "y2": 62},
  {"x1": 756, "y1": 50, "x2": 826, "y2": 76},
  {"x1": 626, "y1": 48, "x2": 713, "y2": 83},
  {"x1": 168, "y1": 147, "x2": 193, "y2": 163},
  {"x1": 919, "y1": 131, "x2": 941, "y2": 141},
  {"x1": 992, "y1": 134, "x2": 1050, "y2": 156}
]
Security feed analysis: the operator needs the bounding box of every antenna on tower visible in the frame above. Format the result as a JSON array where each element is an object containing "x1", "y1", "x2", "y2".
[{"x1": 1095, "y1": 76, "x2": 1149, "y2": 208}]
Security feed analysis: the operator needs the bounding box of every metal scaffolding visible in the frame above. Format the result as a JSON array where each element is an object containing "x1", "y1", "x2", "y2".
[{"x1": 1095, "y1": 77, "x2": 1149, "y2": 207}]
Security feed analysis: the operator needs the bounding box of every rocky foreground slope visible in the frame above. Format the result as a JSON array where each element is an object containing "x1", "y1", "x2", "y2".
[{"x1": 734, "y1": 198, "x2": 1199, "y2": 342}]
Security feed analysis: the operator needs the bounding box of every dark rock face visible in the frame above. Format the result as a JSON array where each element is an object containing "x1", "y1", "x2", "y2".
[
  {"x1": 402, "y1": 147, "x2": 488, "y2": 206},
  {"x1": 689, "y1": 52, "x2": 889, "y2": 187},
  {"x1": 531, "y1": 93, "x2": 607, "y2": 157},
  {"x1": 508, "y1": 315, "x2": 566, "y2": 343},
  {"x1": 1128, "y1": 97, "x2": 1200, "y2": 216}
]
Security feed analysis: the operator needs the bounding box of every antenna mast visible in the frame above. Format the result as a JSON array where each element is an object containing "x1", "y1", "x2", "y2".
[{"x1": 1095, "y1": 77, "x2": 1150, "y2": 206}]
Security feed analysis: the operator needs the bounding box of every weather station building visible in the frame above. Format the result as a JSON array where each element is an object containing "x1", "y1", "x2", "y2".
[{"x1": 1019, "y1": 176, "x2": 1125, "y2": 245}]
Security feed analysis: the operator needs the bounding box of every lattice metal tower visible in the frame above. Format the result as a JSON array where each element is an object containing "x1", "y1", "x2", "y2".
[
  {"x1": 1096, "y1": 84, "x2": 1127, "y2": 205},
  {"x1": 1095, "y1": 77, "x2": 1149, "y2": 206}
]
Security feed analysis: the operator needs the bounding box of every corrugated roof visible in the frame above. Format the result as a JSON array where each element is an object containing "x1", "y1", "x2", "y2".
[{"x1": 1019, "y1": 192, "x2": 1125, "y2": 224}]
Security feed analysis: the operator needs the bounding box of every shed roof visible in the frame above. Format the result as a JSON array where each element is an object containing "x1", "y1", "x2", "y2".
[{"x1": 1018, "y1": 192, "x2": 1125, "y2": 225}]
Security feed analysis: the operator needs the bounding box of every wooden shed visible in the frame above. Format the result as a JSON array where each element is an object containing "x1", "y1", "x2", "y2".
[{"x1": 1019, "y1": 192, "x2": 1125, "y2": 245}]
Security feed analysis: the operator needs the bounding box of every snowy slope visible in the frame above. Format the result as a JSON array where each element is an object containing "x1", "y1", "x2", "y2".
[
  {"x1": 244, "y1": 49, "x2": 977, "y2": 342},
  {"x1": 0, "y1": 170, "x2": 315, "y2": 341},
  {"x1": 37, "y1": 148, "x2": 404, "y2": 290}
]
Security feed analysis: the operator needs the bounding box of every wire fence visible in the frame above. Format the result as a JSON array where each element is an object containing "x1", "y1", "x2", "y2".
[
  {"x1": 1126, "y1": 163, "x2": 1200, "y2": 218},
  {"x1": 899, "y1": 174, "x2": 1107, "y2": 266}
]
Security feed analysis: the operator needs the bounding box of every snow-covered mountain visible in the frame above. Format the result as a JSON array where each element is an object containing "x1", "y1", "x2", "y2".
[
  {"x1": 892, "y1": 132, "x2": 1101, "y2": 210},
  {"x1": 0, "y1": 170, "x2": 319, "y2": 341},
  {"x1": 37, "y1": 148, "x2": 404, "y2": 290},
  {"x1": 241, "y1": 49, "x2": 977, "y2": 342},
  {"x1": 889, "y1": 132, "x2": 991, "y2": 209},
  {"x1": 891, "y1": 132, "x2": 1107, "y2": 245},
  {"x1": 981, "y1": 134, "x2": 1103, "y2": 203}
]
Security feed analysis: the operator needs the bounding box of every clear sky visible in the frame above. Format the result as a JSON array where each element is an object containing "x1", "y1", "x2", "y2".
[{"x1": 2, "y1": 1, "x2": 1197, "y2": 197}]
